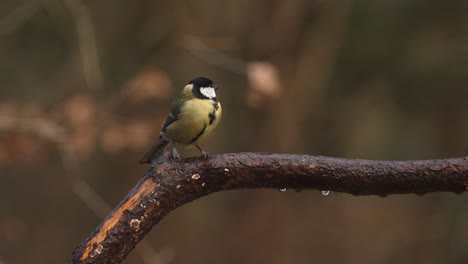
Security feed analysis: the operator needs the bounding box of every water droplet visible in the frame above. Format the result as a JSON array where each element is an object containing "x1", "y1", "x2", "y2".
[
  {"x1": 278, "y1": 188, "x2": 287, "y2": 192},
  {"x1": 321, "y1": 190, "x2": 330, "y2": 196}
]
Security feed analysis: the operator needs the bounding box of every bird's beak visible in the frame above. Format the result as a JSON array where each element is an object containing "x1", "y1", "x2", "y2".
[{"x1": 213, "y1": 85, "x2": 220, "y2": 90}]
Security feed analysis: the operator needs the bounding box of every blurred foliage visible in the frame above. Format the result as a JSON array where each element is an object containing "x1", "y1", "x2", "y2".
[{"x1": 0, "y1": 0, "x2": 467, "y2": 263}]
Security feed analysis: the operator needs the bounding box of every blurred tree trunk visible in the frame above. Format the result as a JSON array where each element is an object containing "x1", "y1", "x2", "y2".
[{"x1": 248, "y1": 0, "x2": 352, "y2": 152}]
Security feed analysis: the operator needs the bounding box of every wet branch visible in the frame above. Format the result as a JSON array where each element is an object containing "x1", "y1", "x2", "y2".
[{"x1": 70, "y1": 153, "x2": 468, "y2": 263}]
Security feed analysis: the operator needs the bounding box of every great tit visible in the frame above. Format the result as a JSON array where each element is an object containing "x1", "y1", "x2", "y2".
[{"x1": 139, "y1": 77, "x2": 222, "y2": 163}]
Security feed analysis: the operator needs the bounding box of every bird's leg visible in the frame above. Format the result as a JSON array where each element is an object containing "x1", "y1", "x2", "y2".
[
  {"x1": 195, "y1": 144, "x2": 209, "y2": 158},
  {"x1": 171, "y1": 142, "x2": 181, "y2": 159}
]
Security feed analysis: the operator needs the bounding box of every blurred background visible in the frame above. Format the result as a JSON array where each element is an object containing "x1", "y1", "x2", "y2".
[{"x1": 0, "y1": 0, "x2": 467, "y2": 263}]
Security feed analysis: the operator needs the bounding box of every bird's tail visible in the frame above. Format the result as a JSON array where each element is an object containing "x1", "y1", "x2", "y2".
[{"x1": 138, "y1": 139, "x2": 170, "y2": 164}]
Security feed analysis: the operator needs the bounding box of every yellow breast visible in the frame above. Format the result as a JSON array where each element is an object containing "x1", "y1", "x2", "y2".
[{"x1": 164, "y1": 98, "x2": 222, "y2": 145}]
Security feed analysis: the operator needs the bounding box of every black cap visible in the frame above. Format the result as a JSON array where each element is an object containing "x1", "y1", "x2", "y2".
[{"x1": 188, "y1": 77, "x2": 213, "y2": 88}]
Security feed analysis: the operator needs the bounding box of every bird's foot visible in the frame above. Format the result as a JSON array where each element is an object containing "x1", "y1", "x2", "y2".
[
  {"x1": 195, "y1": 144, "x2": 209, "y2": 159},
  {"x1": 172, "y1": 147, "x2": 181, "y2": 159}
]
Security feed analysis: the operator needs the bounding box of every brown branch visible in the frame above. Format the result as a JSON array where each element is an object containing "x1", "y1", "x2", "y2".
[{"x1": 69, "y1": 153, "x2": 468, "y2": 263}]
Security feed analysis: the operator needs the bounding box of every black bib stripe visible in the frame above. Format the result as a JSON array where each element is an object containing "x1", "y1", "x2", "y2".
[{"x1": 189, "y1": 124, "x2": 207, "y2": 144}]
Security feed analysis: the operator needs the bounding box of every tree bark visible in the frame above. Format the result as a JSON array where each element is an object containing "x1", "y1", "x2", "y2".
[{"x1": 69, "y1": 153, "x2": 468, "y2": 263}]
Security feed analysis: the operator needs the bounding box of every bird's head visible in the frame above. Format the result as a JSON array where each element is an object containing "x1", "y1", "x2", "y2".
[{"x1": 187, "y1": 77, "x2": 218, "y2": 100}]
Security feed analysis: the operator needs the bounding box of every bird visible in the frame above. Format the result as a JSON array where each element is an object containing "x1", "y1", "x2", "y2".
[{"x1": 139, "y1": 77, "x2": 222, "y2": 163}]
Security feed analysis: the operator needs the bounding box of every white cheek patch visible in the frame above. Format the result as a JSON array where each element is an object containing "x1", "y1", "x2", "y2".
[{"x1": 200, "y1": 87, "x2": 217, "y2": 99}]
